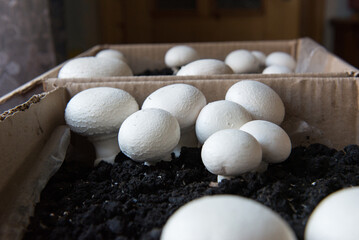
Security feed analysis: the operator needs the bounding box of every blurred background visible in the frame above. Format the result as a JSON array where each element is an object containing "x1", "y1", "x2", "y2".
[{"x1": 0, "y1": 0, "x2": 358, "y2": 103}]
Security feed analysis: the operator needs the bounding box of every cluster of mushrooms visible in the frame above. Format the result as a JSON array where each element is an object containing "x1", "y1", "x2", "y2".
[
  {"x1": 58, "y1": 45, "x2": 296, "y2": 78},
  {"x1": 61, "y1": 47, "x2": 358, "y2": 240}
]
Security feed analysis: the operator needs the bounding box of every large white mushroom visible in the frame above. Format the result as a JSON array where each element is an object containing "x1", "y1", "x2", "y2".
[
  {"x1": 240, "y1": 120, "x2": 292, "y2": 164},
  {"x1": 142, "y1": 84, "x2": 206, "y2": 157},
  {"x1": 176, "y1": 59, "x2": 233, "y2": 76},
  {"x1": 164, "y1": 45, "x2": 199, "y2": 73},
  {"x1": 265, "y1": 52, "x2": 296, "y2": 71},
  {"x1": 64, "y1": 87, "x2": 139, "y2": 166},
  {"x1": 96, "y1": 49, "x2": 128, "y2": 63},
  {"x1": 58, "y1": 56, "x2": 133, "y2": 78},
  {"x1": 118, "y1": 108, "x2": 180, "y2": 165},
  {"x1": 225, "y1": 80, "x2": 285, "y2": 125},
  {"x1": 225, "y1": 49, "x2": 260, "y2": 73},
  {"x1": 161, "y1": 195, "x2": 297, "y2": 240},
  {"x1": 195, "y1": 100, "x2": 252, "y2": 144},
  {"x1": 305, "y1": 187, "x2": 359, "y2": 240},
  {"x1": 201, "y1": 129, "x2": 262, "y2": 182}
]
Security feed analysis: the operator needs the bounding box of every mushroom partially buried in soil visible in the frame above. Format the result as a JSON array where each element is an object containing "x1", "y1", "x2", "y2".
[
  {"x1": 305, "y1": 187, "x2": 359, "y2": 240},
  {"x1": 118, "y1": 108, "x2": 180, "y2": 165},
  {"x1": 58, "y1": 56, "x2": 133, "y2": 78},
  {"x1": 176, "y1": 59, "x2": 233, "y2": 76},
  {"x1": 65, "y1": 87, "x2": 139, "y2": 166},
  {"x1": 225, "y1": 80, "x2": 285, "y2": 125},
  {"x1": 164, "y1": 45, "x2": 199, "y2": 74},
  {"x1": 161, "y1": 195, "x2": 297, "y2": 240},
  {"x1": 195, "y1": 100, "x2": 252, "y2": 144},
  {"x1": 201, "y1": 129, "x2": 262, "y2": 182},
  {"x1": 142, "y1": 84, "x2": 206, "y2": 157}
]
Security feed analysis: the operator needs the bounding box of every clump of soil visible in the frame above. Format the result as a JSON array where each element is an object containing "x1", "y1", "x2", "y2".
[
  {"x1": 24, "y1": 144, "x2": 359, "y2": 240},
  {"x1": 136, "y1": 68, "x2": 173, "y2": 76}
]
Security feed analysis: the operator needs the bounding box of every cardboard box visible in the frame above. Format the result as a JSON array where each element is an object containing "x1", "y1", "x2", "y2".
[{"x1": 0, "y1": 38, "x2": 358, "y2": 238}]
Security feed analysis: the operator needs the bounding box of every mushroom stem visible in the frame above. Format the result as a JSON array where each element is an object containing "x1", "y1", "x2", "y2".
[
  {"x1": 171, "y1": 67, "x2": 179, "y2": 75},
  {"x1": 173, "y1": 126, "x2": 198, "y2": 157},
  {"x1": 90, "y1": 133, "x2": 120, "y2": 166},
  {"x1": 217, "y1": 175, "x2": 233, "y2": 183}
]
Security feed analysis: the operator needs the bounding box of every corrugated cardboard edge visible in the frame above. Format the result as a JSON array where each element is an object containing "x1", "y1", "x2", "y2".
[{"x1": 0, "y1": 88, "x2": 69, "y2": 239}]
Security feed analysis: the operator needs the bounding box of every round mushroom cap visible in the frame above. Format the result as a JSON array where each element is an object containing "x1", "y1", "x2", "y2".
[
  {"x1": 265, "y1": 52, "x2": 296, "y2": 71},
  {"x1": 252, "y1": 50, "x2": 266, "y2": 66},
  {"x1": 195, "y1": 100, "x2": 252, "y2": 144},
  {"x1": 65, "y1": 87, "x2": 139, "y2": 136},
  {"x1": 118, "y1": 108, "x2": 180, "y2": 163},
  {"x1": 225, "y1": 80, "x2": 285, "y2": 125},
  {"x1": 161, "y1": 195, "x2": 297, "y2": 240},
  {"x1": 142, "y1": 84, "x2": 206, "y2": 131},
  {"x1": 305, "y1": 187, "x2": 359, "y2": 240},
  {"x1": 58, "y1": 56, "x2": 133, "y2": 78},
  {"x1": 225, "y1": 49, "x2": 260, "y2": 73},
  {"x1": 240, "y1": 120, "x2": 291, "y2": 163},
  {"x1": 176, "y1": 59, "x2": 233, "y2": 76},
  {"x1": 263, "y1": 65, "x2": 293, "y2": 74},
  {"x1": 165, "y1": 45, "x2": 199, "y2": 68},
  {"x1": 96, "y1": 49, "x2": 128, "y2": 63},
  {"x1": 201, "y1": 129, "x2": 262, "y2": 176}
]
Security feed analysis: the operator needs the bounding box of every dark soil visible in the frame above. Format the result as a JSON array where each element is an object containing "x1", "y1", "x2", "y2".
[
  {"x1": 24, "y1": 144, "x2": 359, "y2": 240},
  {"x1": 136, "y1": 68, "x2": 173, "y2": 76}
]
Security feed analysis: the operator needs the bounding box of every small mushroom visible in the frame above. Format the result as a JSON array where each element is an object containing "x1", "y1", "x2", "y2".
[
  {"x1": 58, "y1": 56, "x2": 133, "y2": 78},
  {"x1": 161, "y1": 195, "x2": 297, "y2": 240},
  {"x1": 225, "y1": 49, "x2": 260, "y2": 73},
  {"x1": 64, "y1": 87, "x2": 139, "y2": 166},
  {"x1": 201, "y1": 129, "x2": 262, "y2": 182},
  {"x1": 176, "y1": 59, "x2": 233, "y2": 76},
  {"x1": 265, "y1": 52, "x2": 296, "y2": 71},
  {"x1": 225, "y1": 80, "x2": 285, "y2": 125},
  {"x1": 251, "y1": 50, "x2": 267, "y2": 67},
  {"x1": 142, "y1": 84, "x2": 206, "y2": 157},
  {"x1": 305, "y1": 187, "x2": 359, "y2": 240},
  {"x1": 118, "y1": 108, "x2": 180, "y2": 165},
  {"x1": 164, "y1": 45, "x2": 199, "y2": 74},
  {"x1": 96, "y1": 49, "x2": 128, "y2": 63},
  {"x1": 195, "y1": 100, "x2": 252, "y2": 144},
  {"x1": 263, "y1": 65, "x2": 293, "y2": 74},
  {"x1": 240, "y1": 120, "x2": 292, "y2": 164}
]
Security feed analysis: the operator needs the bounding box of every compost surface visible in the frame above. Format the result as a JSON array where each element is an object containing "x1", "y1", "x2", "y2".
[{"x1": 24, "y1": 144, "x2": 359, "y2": 240}]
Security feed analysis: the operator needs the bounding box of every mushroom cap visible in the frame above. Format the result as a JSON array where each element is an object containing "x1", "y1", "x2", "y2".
[
  {"x1": 225, "y1": 80, "x2": 285, "y2": 125},
  {"x1": 263, "y1": 65, "x2": 293, "y2": 74},
  {"x1": 142, "y1": 84, "x2": 206, "y2": 131},
  {"x1": 252, "y1": 50, "x2": 266, "y2": 66},
  {"x1": 161, "y1": 195, "x2": 297, "y2": 240},
  {"x1": 165, "y1": 45, "x2": 199, "y2": 68},
  {"x1": 176, "y1": 59, "x2": 233, "y2": 76},
  {"x1": 118, "y1": 108, "x2": 180, "y2": 163},
  {"x1": 195, "y1": 100, "x2": 252, "y2": 144},
  {"x1": 96, "y1": 49, "x2": 128, "y2": 63},
  {"x1": 65, "y1": 87, "x2": 139, "y2": 136},
  {"x1": 58, "y1": 56, "x2": 133, "y2": 78},
  {"x1": 224, "y1": 49, "x2": 260, "y2": 73},
  {"x1": 240, "y1": 120, "x2": 291, "y2": 163},
  {"x1": 265, "y1": 52, "x2": 296, "y2": 71},
  {"x1": 305, "y1": 187, "x2": 359, "y2": 240},
  {"x1": 201, "y1": 129, "x2": 262, "y2": 176}
]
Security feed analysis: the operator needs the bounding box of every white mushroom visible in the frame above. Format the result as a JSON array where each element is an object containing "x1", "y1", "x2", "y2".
[
  {"x1": 305, "y1": 187, "x2": 359, "y2": 240},
  {"x1": 225, "y1": 49, "x2": 260, "y2": 73},
  {"x1": 164, "y1": 45, "x2": 199, "y2": 73},
  {"x1": 161, "y1": 195, "x2": 297, "y2": 240},
  {"x1": 263, "y1": 65, "x2": 293, "y2": 74},
  {"x1": 142, "y1": 84, "x2": 206, "y2": 157},
  {"x1": 96, "y1": 49, "x2": 128, "y2": 63},
  {"x1": 176, "y1": 59, "x2": 233, "y2": 76},
  {"x1": 64, "y1": 87, "x2": 139, "y2": 166},
  {"x1": 58, "y1": 56, "x2": 133, "y2": 78},
  {"x1": 240, "y1": 120, "x2": 292, "y2": 164},
  {"x1": 265, "y1": 52, "x2": 296, "y2": 71},
  {"x1": 195, "y1": 100, "x2": 252, "y2": 144},
  {"x1": 225, "y1": 80, "x2": 285, "y2": 125},
  {"x1": 251, "y1": 50, "x2": 266, "y2": 67},
  {"x1": 118, "y1": 108, "x2": 180, "y2": 165},
  {"x1": 201, "y1": 129, "x2": 262, "y2": 182}
]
